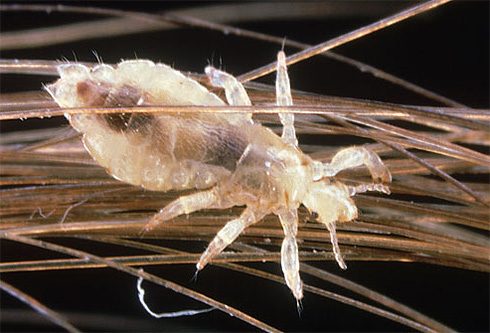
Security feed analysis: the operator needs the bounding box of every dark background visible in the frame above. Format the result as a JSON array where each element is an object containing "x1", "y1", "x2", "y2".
[{"x1": 1, "y1": 1, "x2": 489, "y2": 332}]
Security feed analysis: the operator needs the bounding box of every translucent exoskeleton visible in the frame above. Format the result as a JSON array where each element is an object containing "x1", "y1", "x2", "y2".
[{"x1": 45, "y1": 51, "x2": 391, "y2": 302}]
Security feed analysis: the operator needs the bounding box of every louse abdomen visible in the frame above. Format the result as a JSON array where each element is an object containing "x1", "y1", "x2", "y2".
[
  {"x1": 68, "y1": 82, "x2": 252, "y2": 192},
  {"x1": 71, "y1": 111, "x2": 253, "y2": 191}
]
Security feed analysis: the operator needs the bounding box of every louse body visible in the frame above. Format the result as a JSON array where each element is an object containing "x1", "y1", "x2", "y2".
[{"x1": 46, "y1": 52, "x2": 391, "y2": 301}]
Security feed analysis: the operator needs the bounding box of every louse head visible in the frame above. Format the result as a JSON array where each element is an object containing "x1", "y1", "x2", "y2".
[{"x1": 302, "y1": 179, "x2": 358, "y2": 225}]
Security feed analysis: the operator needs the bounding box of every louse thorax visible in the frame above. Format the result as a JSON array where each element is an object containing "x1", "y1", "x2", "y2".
[
  {"x1": 223, "y1": 125, "x2": 315, "y2": 210},
  {"x1": 303, "y1": 178, "x2": 358, "y2": 225}
]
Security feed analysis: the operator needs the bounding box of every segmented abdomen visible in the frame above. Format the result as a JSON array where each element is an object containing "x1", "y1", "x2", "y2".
[{"x1": 47, "y1": 60, "x2": 252, "y2": 191}]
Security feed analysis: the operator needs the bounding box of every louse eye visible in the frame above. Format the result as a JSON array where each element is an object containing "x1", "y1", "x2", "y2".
[{"x1": 311, "y1": 211, "x2": 319, "y2": 219}]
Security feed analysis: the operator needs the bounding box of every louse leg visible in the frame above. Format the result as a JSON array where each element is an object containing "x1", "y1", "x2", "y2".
[
  {"x1": 325, "y1": 222, "x2": 347, "y2": 270},
  {"x1": 144, "y1": 187, "x2": 230, "y2": 232},
  {"x1": 196, "y1": 207, "x2": 265, "y2": 270},
  {"x1": 204, "y1": 66, "x2": 253, "y2": 120},
  {"x1": 348, "y1": 183, "x2": 391, "y2": 195},
  {"x1": 278, "y1": 208, "x2": 303, "y2": 302},
  {"x1": 322, "y1": 146, "x2": 392, "y2": 183},
  {"x1": 276, "y1": 51, "x2": 298, "y2": 148}
]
